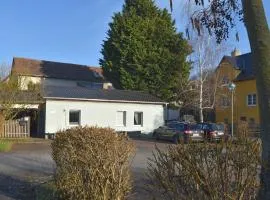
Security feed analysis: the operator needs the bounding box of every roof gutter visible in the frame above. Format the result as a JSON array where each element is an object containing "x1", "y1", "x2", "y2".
[{"x1": 44, "y1": 96, "x2": 167, "y2": 105}]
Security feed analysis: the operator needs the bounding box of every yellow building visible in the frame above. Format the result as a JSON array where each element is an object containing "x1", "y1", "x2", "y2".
[{"x1": 215, "y1": 50, "x2": 260, "y2": 127}]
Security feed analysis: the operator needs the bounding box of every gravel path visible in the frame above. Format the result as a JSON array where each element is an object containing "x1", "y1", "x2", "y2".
[{"x1": 0, "y1": 139, "x2": 169, "y2": 200}]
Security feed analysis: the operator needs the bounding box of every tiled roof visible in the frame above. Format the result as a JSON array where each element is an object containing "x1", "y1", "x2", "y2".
[
  {"x1": 222, "y1": 53, "x2": 254, "y2": 81},
  {"x1": 11, "y1": 57, "x2": 105, "y2": 82},
  {"x1": 43, "y1": 85, "x2": 165, "y2": 104}
]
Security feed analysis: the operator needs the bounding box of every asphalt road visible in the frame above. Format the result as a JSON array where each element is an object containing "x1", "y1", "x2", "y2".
[{"x1": 0, "y1": 138, "x2": 169, "y2": 200}]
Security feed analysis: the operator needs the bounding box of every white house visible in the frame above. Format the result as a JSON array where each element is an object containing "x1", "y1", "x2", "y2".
[
  {"x1": 43, "y1": 86, "x2": 166, "y2": 134},
  {"x1": 7, "y1": 57, "x2": 166, "y2": 137}
]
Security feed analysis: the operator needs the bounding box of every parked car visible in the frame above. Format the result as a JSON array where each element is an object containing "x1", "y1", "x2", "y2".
[
  {"x1": 153, "y1": 122, "x2": 204, "y2": 143},
  {"x1": 197, "y1": 123, "x2": 225, "y2": 141}
]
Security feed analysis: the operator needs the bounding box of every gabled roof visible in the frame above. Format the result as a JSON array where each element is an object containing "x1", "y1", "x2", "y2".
[
  {"x1": 11, "y1": 57, "x2": 105, "y2": 83},
  {"x1": 43, "y1": 85, "x2": 166, "y2": 104},
  {"x1": 221, "y1": 53, "x2": 254, "y2": 81}
]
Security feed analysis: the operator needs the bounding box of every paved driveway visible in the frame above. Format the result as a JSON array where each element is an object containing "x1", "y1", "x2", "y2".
[{"x1": 0, "y1": 139, "x2": 169, "y2": 200}]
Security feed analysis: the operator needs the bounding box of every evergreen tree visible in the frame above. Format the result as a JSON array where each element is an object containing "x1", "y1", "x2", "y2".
[{"x1": 100, "y1": 0, "x2": 190, "y2": 101}]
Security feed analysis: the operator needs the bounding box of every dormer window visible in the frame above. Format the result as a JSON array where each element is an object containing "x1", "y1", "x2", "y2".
[{"x1": 222, "y1": 76, "x2": 229, "y2": 84}]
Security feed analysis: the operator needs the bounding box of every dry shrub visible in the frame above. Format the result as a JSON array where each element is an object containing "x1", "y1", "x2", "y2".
[
  {"x1": 148, "y1": 139, "x2": 261, "y2": 200},
  {"x1": 237, "y1": 121, "x2": 249, "y2": 139},
  {"x1": 51, "y1": 126, "x2": 135, "y2": 200}
]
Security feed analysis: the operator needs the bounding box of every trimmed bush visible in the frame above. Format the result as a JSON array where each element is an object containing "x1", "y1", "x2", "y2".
[
  {"x1": 147, "y1": 139, "x2": 261, "y2": 200},
  {"x1": 51, "y1": 126, "x2": 135, "y2": 200}
]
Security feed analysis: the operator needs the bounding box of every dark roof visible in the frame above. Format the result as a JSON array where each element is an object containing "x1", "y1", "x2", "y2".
[
  {"x1": 43, "y1": 85, "x2": 165, "y2": 104},
  {"x1": 11, "y1": 57, "x2": 105, "y2": 83},
  {"x1": 222, "y1": 53, "x2": 254, "y2": 81}
]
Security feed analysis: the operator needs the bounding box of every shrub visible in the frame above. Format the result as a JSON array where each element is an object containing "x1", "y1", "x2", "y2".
[
  {"x1": 147, "y1": 139, "x2": 261, "y2": 200},
  {"x1": 237, "y1": 121, "x2": 249, "y2": 139},
  {"x1": 51, "y1": 126, "x2": 135, "y2": 200}
]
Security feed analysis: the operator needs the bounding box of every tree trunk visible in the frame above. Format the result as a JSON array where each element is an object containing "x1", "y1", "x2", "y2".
[
  {"x1": 242, "y1": 0, "x2": 270, "y2": 198},
  {"x1": 199, "y1": 67, "x2": 204, "y2": 123}
]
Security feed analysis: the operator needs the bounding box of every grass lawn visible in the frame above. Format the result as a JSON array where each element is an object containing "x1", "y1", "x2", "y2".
[
  {"x1": 0, "y1": 138, "x2": 39, "y2": 152},
  {"x1": 0, "y1": 141, "x2": 13, "y2": 152},
  {"x1": 35, "y1": 181, "x2": 57, "y2": 200}
]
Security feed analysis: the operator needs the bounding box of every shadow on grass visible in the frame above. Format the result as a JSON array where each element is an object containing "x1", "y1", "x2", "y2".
[
  {"x1": 0, "y1": 174, "x2": 57, "y2": 200},
  {"x1": 35, "y1": 180, "x2": 57, "y2": 200}
]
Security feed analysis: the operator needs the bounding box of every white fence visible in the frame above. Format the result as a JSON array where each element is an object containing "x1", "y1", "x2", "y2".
[{"x1": 1, "y1": 118, "x2": 30, "y2": 138}]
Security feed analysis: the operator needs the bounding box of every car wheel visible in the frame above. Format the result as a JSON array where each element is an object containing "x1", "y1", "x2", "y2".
[
  {"x1": 153, "y1": 131, "x2": 160, "y2": 140},
  {"x1": 184, "y1": 137, "x2": 189, "y2": 144},
  {"x1": 173, "y1": 135, "x2": 180, "y2": 144}
]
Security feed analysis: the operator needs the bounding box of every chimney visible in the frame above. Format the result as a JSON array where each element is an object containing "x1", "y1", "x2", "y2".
[{"x1": 231, "y1": 48, "x2": 241, "y2": 57}]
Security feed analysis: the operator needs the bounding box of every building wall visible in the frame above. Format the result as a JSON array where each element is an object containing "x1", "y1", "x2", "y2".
[
  {"x1": 18, "y1": 76, "x2": 42, "y2": 90},
  {"x1": 234, "y1": 79, "x2": 259, "y2": 124},
  {"x1": 18, "y1": 75, "x2": 104, "y2": 90},
  {"x1": 215, "y1": 61, "x2": 240, "y2": 123},
  {"x1": 215, "y1": 61, "x2": 260, "y2": 125},
  {"x1": 45, "y1": 99, "x2": 165, "y2": 134}
]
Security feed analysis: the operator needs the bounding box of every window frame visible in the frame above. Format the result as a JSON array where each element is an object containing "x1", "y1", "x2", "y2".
[
  {"x1": 134, "y1": 112, "x2": 143, "y2": 126},
  {"x1": 116, "y1": 111, "x2": 127, "y2": 127},
  {"x1": 69, "y1": 110, "x2": 81, "y2": 126},
  {"x1": 247, "y1": 94, "x2": 257, "y2": 106}
]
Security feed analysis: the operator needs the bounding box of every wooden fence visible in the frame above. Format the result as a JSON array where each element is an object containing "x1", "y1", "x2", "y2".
[{"x1": 1, "y1": 118, "x2": 30, "y2": 138}]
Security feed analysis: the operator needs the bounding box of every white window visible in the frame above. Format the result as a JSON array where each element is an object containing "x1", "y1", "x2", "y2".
[
  {"x1": 247, "y1": 94, "x2": 256, "y2": 106},
  {"x1": 69, "y1": 110, "x2": 81, "y2": 125},
  {"x1": 116, "y1": 111, "x2": 126, "y2": 126},
  {"x1": 134, "y1": 112, "x2": 143, "y2": 126}
]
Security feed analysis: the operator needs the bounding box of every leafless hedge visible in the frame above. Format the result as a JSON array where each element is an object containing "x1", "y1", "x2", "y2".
[
  {"x1": 147, "y1": 139, "x2": 261, "y2": 200},
  {"x1": 51, "y1": 126, "x2": 135, "y2": 200}
]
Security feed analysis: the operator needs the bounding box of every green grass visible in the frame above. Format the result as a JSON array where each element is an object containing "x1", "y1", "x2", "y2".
[
  {"x1": 35, "y1": 181, "x2": 57, "y2": 200},
  {"x1": 0, "y1": 141, "x2": 13, "y2": 152}
]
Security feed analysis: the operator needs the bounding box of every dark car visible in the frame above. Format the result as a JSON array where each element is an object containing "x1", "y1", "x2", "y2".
[
  {"x1": 197, "y1": 123, "x2": 225, "y2": 141},
  {"x1": 153, "y1": 123, "x2": 203, "y2": 143}
]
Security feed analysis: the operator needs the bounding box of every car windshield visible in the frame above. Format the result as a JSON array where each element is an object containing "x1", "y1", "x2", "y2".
[
  {"x1": 188, "y1": 124, "x2": 199, "y2": 130},
  {"x1": 211, "y1": 124, "x2": 224, "y2": 131}
]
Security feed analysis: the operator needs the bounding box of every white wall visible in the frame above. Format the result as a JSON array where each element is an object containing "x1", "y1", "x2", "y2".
[
  {"x1": 19, "y1": 76, "x2": 42, "y2": 90},
  {"x1": 45, "y1": 99, "x2": 165, "y2": 134}
]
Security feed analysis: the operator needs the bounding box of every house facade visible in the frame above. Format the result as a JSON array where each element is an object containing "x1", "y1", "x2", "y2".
[
  {"x1": 44, "y1": 86, "x2": 165, "y2": 134},
  {"x1": 7, "y1": 57, "x2": 166, "y2": 137},
  {"x1": 11, "y1": 57, "x2": 113, "y2": 90},
  {"x1": 215, "y1": 50, "x2": 259, "y2": 128}
]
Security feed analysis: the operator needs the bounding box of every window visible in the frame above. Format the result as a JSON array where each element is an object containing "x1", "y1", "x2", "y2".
[
  {"x1": 134, "y1": 112, "x2": 143, "y2": 126},
  {"x1": 221, "y1": 97, "x2": 230, "y2": 107},
  {"x1": 116, "y1": 111, "x2": 126, "y2": 126},
  {"x1": 247, "y1": 94, "x2": 256, "y2": 106},
  {"x1": 240, "y1": 116, "x2": 247, "y2": 121},
  {"x1": 69, "y1": 110, "x2": 81, "y2": 125},
  {"x1": 222, "y1": 76, "x2": 229, "y2": 84}
]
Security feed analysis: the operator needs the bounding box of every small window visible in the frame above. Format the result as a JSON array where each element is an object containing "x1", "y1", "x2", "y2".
[
  {"x1": 240, "y1": 116, "x2": 247, "y2": 121},
  {"x1": 134, "y1": 112, "x2": 143, "y2": 126},
  {"x1": 116, "y1": 111, "x2": 126, "y2": 126},
  {"x1": 221, "y1": 97, "x2": 230, "y2": 107},
  {"x1": 222, "y1": 76, "x2": 229, "y2": 84},
  {"x1": 247, "y1": 94, "x2": 256, "y2": 106},
  {"x1": 69, "y1": 110, "x2": 81, "y2": 125}
]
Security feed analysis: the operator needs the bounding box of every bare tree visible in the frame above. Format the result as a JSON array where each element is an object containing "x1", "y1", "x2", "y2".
[
  {"x1": 177, "y1": 33, "x2": 229, "y2": 122},
  {"x1": 0, "y1": 63, "x2": 41, "y2": 133}
]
